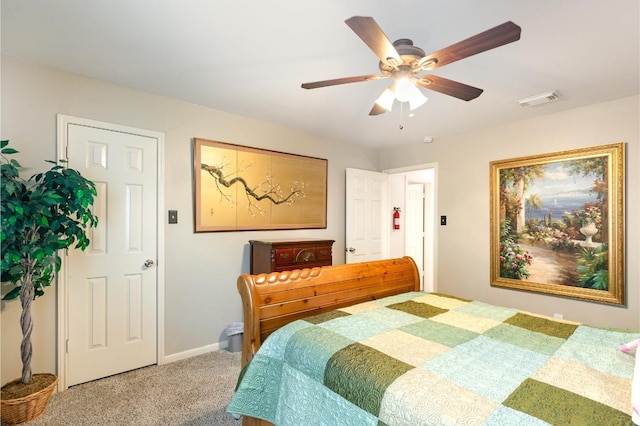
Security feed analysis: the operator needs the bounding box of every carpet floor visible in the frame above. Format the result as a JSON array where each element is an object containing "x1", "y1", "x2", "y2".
[{"x1": 24, "y1": 350, "x2": 243, "y2": 426}]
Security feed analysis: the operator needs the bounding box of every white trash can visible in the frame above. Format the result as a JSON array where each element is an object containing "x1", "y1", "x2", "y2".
[{"x1": 226, "y1": 322, "x2": 244, "y2": 352}]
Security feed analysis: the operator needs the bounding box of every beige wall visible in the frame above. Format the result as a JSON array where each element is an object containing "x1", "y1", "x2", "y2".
[
  {"x1": 0, "y1": 57, "x2": 379, "y2": 382},
  {"x1": 380, "y1": 95, "x2": 640, "y2": 330},
  {"x1": 2, "y1": 56, "x2": 638, "y2": 384}
]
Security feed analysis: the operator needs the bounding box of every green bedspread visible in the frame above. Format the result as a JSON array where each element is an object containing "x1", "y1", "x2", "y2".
[{"x1": 227, "y1": 292, "x2": 639, "y2": 425}]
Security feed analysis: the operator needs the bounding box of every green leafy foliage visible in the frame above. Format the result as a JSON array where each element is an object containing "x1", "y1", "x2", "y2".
[
  {"x1": 1, "y1": 140, "x2": 98, "y2": 300},
  {"x1": 576, "y1": 244, "x2": 609, "y2": 290},
  {"x1": 2, "y1": 140, "x2": 99, "y2": 383}
]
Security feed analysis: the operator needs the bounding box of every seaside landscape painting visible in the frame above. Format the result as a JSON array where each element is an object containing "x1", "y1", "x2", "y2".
[{"x1": 490, "y1": 143, "x2": 625, "y2": 305}]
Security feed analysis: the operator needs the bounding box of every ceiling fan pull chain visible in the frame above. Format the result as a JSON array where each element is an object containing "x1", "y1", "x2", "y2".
[{"x1": 399, "y1": 102, "x2": 404, "y2": 130}]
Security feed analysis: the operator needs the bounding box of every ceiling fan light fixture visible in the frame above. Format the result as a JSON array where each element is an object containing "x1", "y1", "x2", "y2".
[
  {"x1": 375, "y1": 88, "x2": 395, "y2": 111},
  {"x1": 301, "y1": 18, "x2": 522, "y2": 116},
  {"x1": 394, "y1": 77, "x2": 415, "y2": 103},
  {"x1": 409, "y1": 91, "x2": 428, "y2": 110},
  {"x1": 393, "y1": 77, "x2": 428, "y2": 110}
]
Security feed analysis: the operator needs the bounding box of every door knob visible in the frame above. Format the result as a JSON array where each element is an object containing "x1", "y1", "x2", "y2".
[
  {"x1": 144, "y1": 259, "x2": 155, "y2": 268},
  {"x1": 346, "y1": 247, "x2": 356, "y2": 253}
]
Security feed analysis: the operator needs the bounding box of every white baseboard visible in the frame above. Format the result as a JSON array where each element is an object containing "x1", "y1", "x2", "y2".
[{"x1": 161, "y1": 340, "x2": 229, "y2": 364}]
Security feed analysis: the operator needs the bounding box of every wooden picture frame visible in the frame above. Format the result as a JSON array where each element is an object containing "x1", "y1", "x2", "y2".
[
  {"x1": 193, "y1": 138, "x2": 328, "y2": 232},
  {"x1": 489, "y1": 143, "x2": 625, "y2": 305}
]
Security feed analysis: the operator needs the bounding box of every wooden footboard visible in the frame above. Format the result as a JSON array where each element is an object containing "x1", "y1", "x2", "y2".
[
  {"x1": 235, "y1": 257, "x2": 419, "y2": 426},
  {"x1": 241, "y1": 417, "x2": 274, "y2": 426},
  {"x1": 236, "y1": 256, "x2": 420, "y2": 367}
]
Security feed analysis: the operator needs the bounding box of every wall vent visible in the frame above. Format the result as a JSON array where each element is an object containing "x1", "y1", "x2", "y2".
[{"x1": 517, "y1": 90, "x2": 560, "y2": 108}]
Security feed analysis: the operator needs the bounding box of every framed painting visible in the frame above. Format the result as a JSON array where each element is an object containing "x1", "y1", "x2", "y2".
[
  {"x1": 489, "y1": 142, "x2": 625, "y2": 305},
  {"x1": 193, "y1": 138, "x2": 328, "y2": 232}
]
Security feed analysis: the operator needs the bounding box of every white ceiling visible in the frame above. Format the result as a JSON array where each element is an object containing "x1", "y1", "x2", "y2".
[{"x1": 2, "y1": 1, "x2": 638, "y2": 149}]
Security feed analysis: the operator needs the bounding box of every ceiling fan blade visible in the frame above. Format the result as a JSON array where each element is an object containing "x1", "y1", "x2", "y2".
[
  {"x1": 369, "y1": 103, "x2": 388, "y2": 116},
  {"x1": 415, "y1": 75, "x2": 483, "y2": 101},
  {"x1": 301, "y1": 74, "x2": 385, "y2": 89},
  {"x1": 421, "y1": 21, "x2": 521, "y2": 70},
  {"x1": 345, "y1": 16, "x2": 401, "y2": 66}
]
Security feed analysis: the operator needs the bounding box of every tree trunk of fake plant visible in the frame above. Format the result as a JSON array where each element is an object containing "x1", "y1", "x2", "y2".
[{"x1": 19, "y1": 268, "x2": 34, "y2": 385}]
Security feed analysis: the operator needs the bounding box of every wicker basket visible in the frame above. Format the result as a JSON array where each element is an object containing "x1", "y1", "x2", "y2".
[{"x1": 1, "y1": 374, "x2": 58, "y2": 425}]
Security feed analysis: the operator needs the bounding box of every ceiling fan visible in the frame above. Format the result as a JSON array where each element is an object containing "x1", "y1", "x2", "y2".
[{"x1": 301, "y1": 17, "x2": 521, "y2": 115}]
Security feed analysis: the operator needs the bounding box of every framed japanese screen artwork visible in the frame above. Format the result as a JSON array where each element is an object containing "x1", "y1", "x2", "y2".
[{"x1": 193, "y1": 138, "x2": 328, "y2": 232}]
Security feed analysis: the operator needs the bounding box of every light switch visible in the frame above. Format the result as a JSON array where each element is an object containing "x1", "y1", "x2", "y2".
[
  {"x1": 168, "y1": 210, "x2": 178, "y2": 224},
  {"x1": 440, "y1": 215, "x2": 447, "y2": 226}
]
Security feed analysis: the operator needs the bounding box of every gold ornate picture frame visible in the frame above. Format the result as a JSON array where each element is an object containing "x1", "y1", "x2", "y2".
[
  {"x1": 489, "y1": 143, "x2": 625, "y2": 305},
  {"x1": 193, "y1": 138, "x2": 327, "y2": 232}
]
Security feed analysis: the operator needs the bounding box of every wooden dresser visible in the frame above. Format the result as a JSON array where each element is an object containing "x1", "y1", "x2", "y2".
[{"x1": 249, "y1": 239, "x2": 335, "y2": 274}]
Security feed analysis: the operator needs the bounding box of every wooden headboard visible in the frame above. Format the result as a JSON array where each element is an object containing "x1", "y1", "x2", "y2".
[{"x1": 237, "y1": 256, "x2": 420, "y2": 367}]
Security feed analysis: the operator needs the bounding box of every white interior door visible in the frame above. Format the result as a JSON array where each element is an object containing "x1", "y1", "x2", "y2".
[
  {"x1": 345, "y1": 168, "x2": 388, "y2": 263},
  {"x1": 65, "y1": 123, "x2": 158, "y2": 386},
  {"x1": 405, "y1": 183, "x2": 425, "y2": 287}
]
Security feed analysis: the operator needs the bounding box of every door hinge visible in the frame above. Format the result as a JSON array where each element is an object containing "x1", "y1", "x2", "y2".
[{"x1": 66, "y1": 339, "x2": 69, "y2": 353}]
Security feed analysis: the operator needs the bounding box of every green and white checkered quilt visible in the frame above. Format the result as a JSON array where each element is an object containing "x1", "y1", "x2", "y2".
[{"x1": 227, "y1": 292, "x2": 638, "y2": 425}]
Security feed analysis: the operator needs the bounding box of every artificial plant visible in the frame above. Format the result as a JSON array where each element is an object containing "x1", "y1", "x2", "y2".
[{"x1": 1, "y1": 140, "x2": 98, "y2": 385}]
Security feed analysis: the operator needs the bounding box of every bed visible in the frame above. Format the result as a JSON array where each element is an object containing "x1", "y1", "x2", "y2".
[{"x1": 227, "y1": 257, "x2": 639, "y2": 425}]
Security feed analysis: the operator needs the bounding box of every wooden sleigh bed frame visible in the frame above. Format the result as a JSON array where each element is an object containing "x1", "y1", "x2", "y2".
[
  {"x1": 237, "y1": 256, "x2": 420, "y2": 367},
  {"x1": 236, "y1": 257, "x2": 420, "y2": 426},
  {"x1": 232, "y1": 256, "x2": 637, "y2": 425}
]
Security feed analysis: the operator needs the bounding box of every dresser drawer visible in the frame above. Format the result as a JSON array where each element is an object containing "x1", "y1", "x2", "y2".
[
  {"x1": 274, "y1": 248, "x2": 294, "y2": 265},
  {"x1": 316, "y1": 245, "x2": 332, "y2": 260}
]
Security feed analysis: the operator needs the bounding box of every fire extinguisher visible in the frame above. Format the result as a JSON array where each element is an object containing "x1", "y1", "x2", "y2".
[{"x1": 393, "y1": 207, "x2": 401, "y2": 230}]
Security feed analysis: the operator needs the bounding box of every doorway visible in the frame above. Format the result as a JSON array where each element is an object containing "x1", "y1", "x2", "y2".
[
  {"x1": 56, "y1": 115, "x2": 165, "y2": 390},
  {"x1": 386, "y1": 165, "x2": 436, "y2": 292}
]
